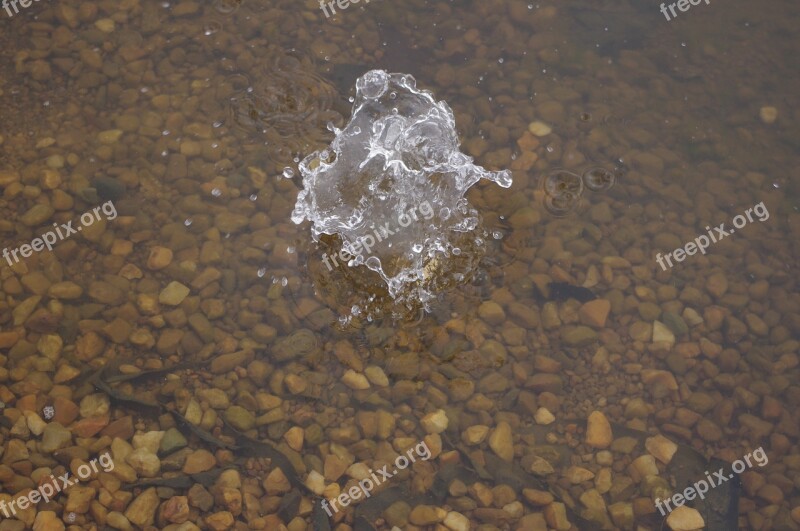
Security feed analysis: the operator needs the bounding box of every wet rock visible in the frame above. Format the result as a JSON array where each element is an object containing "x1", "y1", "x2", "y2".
[
  {"x1": 125, "y1": 487, "x2": 159, "y2": 527},
  {"x1": 706, "y1": 272, "x2": 728, "y2": 298},
  {"x1": 33, "y1": 510, "x2": 65, "y2": 531},
  {"x1": 443, "y1": 510, "x2": 470, "y2": 531},
  {"x1": 534, "y1": 407, "x2": 555, "y2": 425},
  {"x1": 579, "y1": 299, "x2": 611, "y2": 328},
  {"x1": 561, "y1": 325, "x2": 597, "y2": 346},
  {"x1": 586, "y1": 411, "x2": 613, "y2": 449},
  {"x1": 66, "y1": 485, "x2": 96, "y2": 513},
  {"x1": 126, "y1": 447, "x2": 160, "y2": 477},
  {"x1": 645, "y1": 434, "x2": 677, "y2": 464},
  {"x1": 264, "y1": 467, "x2": 291, "y2": 495},
  {"x1": 89, "y1": 281, "x2": 125, "y2": 305},
  {"x1": 421, "y1": 409, "x2": 449, "y2": 434},
  {"x1": 183, "y1": 449, "x2": 216, "y2": 474},
  {"x1": 160, "y1": 495, "x2": 190, "y2": 524},
  {"x1": 478, "y1": 301, "x2": 506, "y2": 325},
  {"x1": 41, "y1": 422, "x2": 72, "y2": 452},
  {"x1": 409, "y1": 505, "x2": 447, "y2": 525},
  {"x1": 666, "y1": 506, "x2": 704, "y2": 530},
  {"x1": 652, "y1": 320, "x2": 675, "y2": 345},
  {"x1": 224, "y1": 406, "x2": 255, "y2": 431},
  {"x1": 20, "y1": 204, "x2": 55, "y2": 226},
  {"x1": 342, "y1": 369, "x2": 370, "y2": 390},
  {"x1": 528, "y1": 121, "x2": 552, "y2": 137},
  {"x1": 565, "y1": 466, "x2": 595, "y2": 483},
  {"x1": 159, "y1": 281, "x2": 190, "y2": 305},
  {"x1": 488, "y1": 421, "x2": 514, "y2": 461},
  {"x1": 463, "y1": 425, "x2": 489, "y2": 445},
  {"x1": 544, "y1": 502, "x2": 571, "y2": 530}
]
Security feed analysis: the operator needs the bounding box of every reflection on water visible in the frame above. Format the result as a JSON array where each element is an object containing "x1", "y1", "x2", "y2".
[{"x1": 0, "y1": 0, "x2": 797, "y2": 529}]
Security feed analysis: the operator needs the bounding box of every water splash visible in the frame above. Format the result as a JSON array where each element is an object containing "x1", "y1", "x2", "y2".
[{"x1": 292, "y1": 70, "x2": 512, "y2": 320}]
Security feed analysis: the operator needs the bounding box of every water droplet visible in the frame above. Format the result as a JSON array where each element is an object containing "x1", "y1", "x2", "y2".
[
  {"x1": 389, "y1": 91, "x2": 397, "y2": 99},
  {"x1": 498, "y1": 58, "x2": 504, "y2": 64},
  {"x1": 213, "y1": 120, "x2": 223, "y2": 128},
  {"x1": 492, "y1": 231, "x2": 503, "y2": 239},
  {"x1": 352, "y1": 126, "x2": 361, "y2": 134},
  {"x1": 249, "y1": 193, "x2": 258, "y2": 201},
  {"x1": 184, "y1": 218, "x2": 193, "y2": 226},
  {"x1": 282, "y1": 167, "x2": 294, "y2": 178},
  {"x1": 162, "y1": 129, "x2": 170, "y2": 136},
  {"x1": 281, "y1": 277, "x2": 288, "y2": 286},
  {"x1": 412, "y1": 243, "x2": 423, "y2": 252},
  {"x1": 452, "y1": 247, "x2": 461, "y2": 255},
  {"x1": 257, "y1": 268, "x2": 266, "y2": 277},
  {"x1": 287, "y1": 246, "x2": 295, "y2": 254},
  {"x1": 211, "y1": 188, "x2": 222, "y2": 197}
]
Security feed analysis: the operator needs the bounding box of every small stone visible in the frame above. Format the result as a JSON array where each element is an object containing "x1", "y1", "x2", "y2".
[
  {"x1": 159, "y1": 281, "x2": 190, "y2": 305},
  {"x1": 645, "y1": 434, "x2": 678, "y2": 464},
  {"x1": 442, "y1": 511, "x2": 470, "y2": 531},
  {"x1": 224, "y1": 406, "x2": 255, "y2": 431},
  {"x1": 95, "y1": 18, "x2": 115, "y2": 32},
  {"x1": 126, "y1": 447, "x2": 161, "y2": 477},
  {"x1": 544, "y1": 502, "x2": 571, "y2": 530},
  {"x1": 528, "y1": 120, "x2": 552, "y2": 136},
  {"x1": 565, "y1": 466, "x2": 595, "y2": 484},
  {"x1": 20, "y1": 204, "x2": 55, "y2": 226},
  {"x1": 147, "y1": 246, "x2": 173, "y2": 270},
  {"x1": 124, "y1": 488, "x2": 159, "y2": 527},
  {"x1": 488, "y1": 421, "x2": 514, "y2": 461},
  {"x1": 706, "y1": 272, "x2": 728, "y2": 298},
  {"x1": 183, "y1": 449, "x2": 216, "y2": 474},
  {"x1": 33, "y1": 511, "x2": 65, "y2": 531},
  {"x1": 478, "y1": 301, "x2": 506, "y2": 325},
  {"x1": 652, "y1": 320, "x2": 675, "y2": 345},
  {"x1": 586, "y1": 411, "x2": 613, "y2": 449},
  {"x1": 409, "y1": 505, "x2": 447, "y2": 525},
  {"x1": 48, "y1": 281, "x2": 83, "y2": 299},
  {"x1": 364, "y1": 366, "x2": 389, "y2": 387},
  {"x1": 98, "y1": 129, "x2": 124, "y2": 144},
  {"x1": 160, "y1": 428, "x2": 188, "y2": 455},
  {"x1": 41, "y1": 422, "x2": 72, "y2": 452},
  {"x1": 534, "y1": 407, "x2": 555, "y2": 425},
  {"x1": 421, "y1": 409, "x2": 449, "y2": 434},
  {"x1": 561, "y1": 325, "x2": 598, "y2": 346},
  {"x1": 579, "y1": 299, "x2": 611, "y2": 328},
  {"x1": 666, "y1": 506, "x2": 705, "y2": 530},
  {"x1": 462, "y1": 425, "x2": 489, "y2": 445},
  {"x1": 284, "y1": 426, "x2": 304, "y2": 451},
  {"x1": 264, "y1": 467, "x2": 292, "y2": 495},
  {"x1": 759, "y1": 106, "x2": 778, "y2": 124},
  {"x1": 342, "y1": 369, "x2": 370, "y2": 390},
  {"x1": 65, "y1": 485, "x2": 96, "y2": 513}
]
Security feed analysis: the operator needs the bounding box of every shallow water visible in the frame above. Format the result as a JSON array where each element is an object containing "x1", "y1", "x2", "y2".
[{"x1": 0, "y1": 0, "x2": 798, "y2": 530}]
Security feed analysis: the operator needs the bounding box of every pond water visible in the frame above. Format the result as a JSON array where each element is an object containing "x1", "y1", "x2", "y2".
[{"x1": 0, "y1": 0, "x2": 797, "y2": 530}]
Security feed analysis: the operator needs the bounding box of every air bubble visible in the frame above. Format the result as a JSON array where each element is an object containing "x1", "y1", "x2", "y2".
[
  {"x1": 203, "y1": 21, "x2": 221, "y2": 36},
  {"x1": 249, "y1": 194, "x2": 258, "y2": 201},
  {"x1": 257, "y1": 268, "x2": 266, "y2": 277},
  {"x1": 282, "y1": 167, "x2": 294, "y2": 178},
  {"x1": 544, "y1": 194, "x2": 578, "y2": 217},
  {"x1": 211, "y1": 188, "x2": 222, "y2": 197},
  {"x1": 184, "y1": 218, "x2": 193, "y2": 226},
  {"x1": 582, "y1": 167, "x2": 616, "y2": 192},
  {"x1": 544, "y1": 170, "x2": 584, "y2": 197}
]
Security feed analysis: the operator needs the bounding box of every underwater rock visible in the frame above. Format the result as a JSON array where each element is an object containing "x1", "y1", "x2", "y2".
[{"x1": 292, "y1": 70, "x2": 512, "y2": 321}]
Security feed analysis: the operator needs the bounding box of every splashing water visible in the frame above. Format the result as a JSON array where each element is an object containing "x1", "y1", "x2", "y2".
[{"x1": 292, "y1": 70, "x2": 512, "y2": 320}]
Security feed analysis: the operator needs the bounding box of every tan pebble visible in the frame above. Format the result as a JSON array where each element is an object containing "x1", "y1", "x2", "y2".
[
  {"x1": 305, "y1": 470, "x2": 325, "y2": 495},
  {"x1": 462, "y1": 425, "x2": 489, "y2": 445},
  {"x1": 364, "y1": 366, "x2": 389, "y2": 387},
  {"x1": 759, "y1": 106, "x2": 778, "y2": 124},
  {"x1": 544, "y1": 502, "x2": 571, "y2": 530},
  {"x1": 284, "y1": 427, "x2": 304, "y2": 451},
  {"x1": 586, "y1": 411, "x2": 613, "y2": 449},
  {"x1": 666, "y1": 506, "x2": 705, "y2": 530},
  {"x1": 159, "y1": 281, "x2": 190, "y2": 306},
  {"x1": 408, "y1": 505, "x2": 447, "y2": 525},
  {"x1": 488, "y1": 421, "x2": 514, "y2": 461},
  {"x1": 645, "y1": 434, "x2": 678, "y2": 464},
  {"x1": 528, "y1": 120, "x2": 552, "y2": 136},
  {"x1": 478, "y1": 301, "x2": 506, "y2": 325},
  {"x1": 284, "y1": 374, "x2": 307, "y2": 394},
  {"x1": 534, "y1": 407, "x2": 555, "y2": 425},
  {"x1": 119, "y1": 263, "x2": 143, "y2": 279},
  {"x1": 421, "y1": 409, "x2": 449, "y2": 434},
  {"x1": 565, "y1": 466, "x2": 595, "y2": 484},
  {"x1": 652, "y1": 320, "x2": 675, "y2": 345},
  {"x1": 706, "y1": 272, "x2": 728, "y2": 297},
  {"x1": 95, "y1": 18, "x2": 115, "y2": 32},
  {"x1": 682, "y1": 307, "x2": 703, "y2": 326},
  {"x1": 124, "y1": 487, "x2": 159, "y2": 527},
  {"x1": 523, "y1": 488, "x2": 554, "y2": 505},
  {"x1": 579, "y1": 299, "x2": 611, "y2": 328},
  {"x1": 98, "y1": 129, "x2": 124, "y2": 144},
  {"x1": 790, "y1": 506, "x2": 800, "y2": 524},
  {"x1": 341, "y1": 369, "x2": 370, "y2": 390},
  {"x1": 442, "y1": 510, "x2": 470, "y2": 531},
  {"x1": 33, "y1": 511, "x2": 64, "y2": 531},
  {"x1": 631, "y1": 455, "x2": 659, "y2": 477},
  {"x1": 147, "y1": 246, "x2": 173, "y2": 270}
]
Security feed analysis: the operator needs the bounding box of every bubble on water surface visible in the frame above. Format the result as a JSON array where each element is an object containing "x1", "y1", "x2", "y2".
[{"x1": 582, "y1": 167, "x2": 616, "y2": 192}]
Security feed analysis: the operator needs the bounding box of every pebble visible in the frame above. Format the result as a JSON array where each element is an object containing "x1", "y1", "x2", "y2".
[
  {"x1": 645, "y1": 434, "x2": 678, "y2": 464},
  {"x1": 443, "y1": 511, "x2": 470, "y2": 531},
  {"x1": 759, "y1": 106, "x2": 778, "y2": 124},
  {"x1": 147, "y1": 246, "x2": 173, "y2": 269},
  {"x1": 409, "y1": 505, "x2": 447, "y2": 525},
  {"x1": 586, "y1": 411, "x2": 613, "y2": 449},
  {"x1": 666, "y1": 506, "x2": 705, "y2": 530},
  {"x1": 182, "y1": 449, "x2": 216, "y2": 474},
  {"x1": 528, "y1": 120, "x2": 552, "y2": 136},
  {"x1": 488, "y1": 421, "x2": 514, "y2": 461},
  {"x1": 462, "y1": 425, "x2": 490, "y2": 445},
  {"x1": 534, "y1": 407, "x2": 555, "y2": 425},
  {"x1": 342, "y1": 369, "x2": 370, "y2": 390},
  {"x1": 561, "y1": 325, "x2": 598, "y2": 346},
  {"x1": 652, "y1": 320, "x2": 676, "y2": 345},
  {"x1": 579, "y1": 299, "x2": 611, "y2": 328},
  {"x1": 421, "y1": 409, "x2": 449, "y2": 434},
  {"x1": 124, "y1": 487, "x2": 159, "y2": 527},
  {"x1": 159, "y1": 281, "x2": 190, "y2": 305}
]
